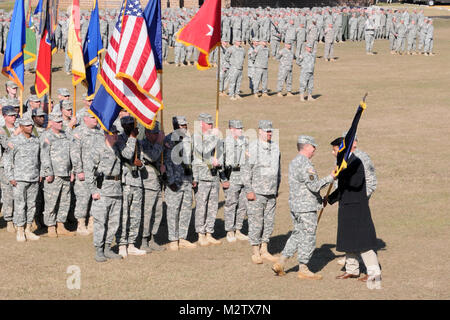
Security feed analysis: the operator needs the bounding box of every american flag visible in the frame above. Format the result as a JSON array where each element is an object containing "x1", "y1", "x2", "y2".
[{"x1": 98, "y1": 0, "x2": 162, "y2": 128}]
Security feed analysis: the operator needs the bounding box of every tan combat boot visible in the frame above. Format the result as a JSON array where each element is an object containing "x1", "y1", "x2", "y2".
[
  {"x1": 307, "y1": 94, "x2": 315, "y2": 101},
  {"x1": 127, "y1": 244, "x2": 147, "y2": 256},
  {"x1": 300, "y1": 93, "x2": 305, "y2": 102},
  {"x1": 198, "y1": 233, "x2": 209, "y2": 247},
  {"x1": 76, "y1": 219, "x2": 90, "y2": 236},
  {"x1": 47, "y1": 226, "x2": 58, "y2": 238},
  {"x1": 179, "y1": 239, "x2": 197, "y2": 249},
  {"x1": 272, "y1": 256, "x2": 288, "y2": 276},
  {"x1": 226, "y1": 231, "x2": 236, "y2": 243},
  {"x1": 16, "y1": 226, "x2": 26, "y2": 242},
  {"x1": 286, "y1": 92, "x2": 294, "y2": 97},
  {"x1": 57, "y1": 222, "x2": 75, "y2": 236},
  {"x1": 31, "y1": 220, "x2": 38, "y2": 232},
  {"x1": 168, "y1": 241, "x2": 179, "y2": 251},
  {"x1": 87, "y1": 216, "x2": 94, "y2": 234},
  {"x1": 25, "y1": 224, "x2": 40, "y2": 241},
  {"x1": 298, "y1": 264, "x2": 323, "y2": 280},
  {"x1": 118, "y1": 245, "x2": 128, "y2": 258},
  {"x1": 261, "y1": 92, "x2": 269, "y2": 98},
  {"x1": 206, "y1": 233, "x2": 222, "y2": 245},
  {"x1": 254, "y1": 93, "x2": 259, "y2": 98},
  {"x1": 260, "y1": 242, "x2": 278, "y2": 263},
  {"x1": 277, "y1": 92, "x2": 283, "y2": 97},
  {"x1": 251, "y1": 245, "x2": 263, "y2": 264},
  {"x1": 230, "y1": 95, "x2": 237, "y2": 101},
  {"x1": 6, "y1": 221, "x2": 16, "y2": 233},
  {"x1": 235, "y1": 230, "x2": 249, "y2": 241}
]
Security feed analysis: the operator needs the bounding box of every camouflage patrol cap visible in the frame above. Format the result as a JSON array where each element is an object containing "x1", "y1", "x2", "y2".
[
  {"x1": 6, "y1": 80, "x2": 18, "y2": 89},
  {"x1": 297, "y1": 135, "x2": 317, "y2": 147},
  {"x1": 57, "y1": 88, "x2": 70, "y2": 96},
  {"x1": 19, "y1": 114, "x2": 34, "y2": 126},
  {"x1": 228, "y1": 119, "x2": 243, "y2": 129},
  {"x1": 85, "y1": 108, "x2": 96, "y2": 118},
  {"x1": 258, "y1": 120, "x2": 273, "y2": 132},
  {"x1": 198, "y1": 113, "x2": 213, "y2": 124},
  {"x1": 29, "y1": 94, "x2": 40, "y2": 102},
  {"x1": 172, "y1": 116, "x2": 187, "y2": 126},
  {"x1": 120, "y1": 115, "x2": 135, "y2": 125},
  {"x1": 2, "y1": 105, "x2": 17, "y2": 116},
  {"x1": 32, "y1": 108, "x2": 46, "y2": 117},
  {"x1": 49, "y1": 111, "x2": 63, "y2": 122},
  {"x1": 306, "y1": 43, "x2": 313, "y2": 49},
  {"x1": 61, "y1": 100, "x2": 73, "y2": 110},
  {"x1": 146, "y1": 121, "x2": 160, "y2": 134}
]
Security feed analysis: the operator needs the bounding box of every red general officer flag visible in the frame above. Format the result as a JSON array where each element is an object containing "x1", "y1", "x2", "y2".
[{"x1": 176, "y1": 0, "x2": 221, "y2": 70}]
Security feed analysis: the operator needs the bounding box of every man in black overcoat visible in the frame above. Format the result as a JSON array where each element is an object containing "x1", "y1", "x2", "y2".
[{"x1": 326, "y1": 138, "x2": 382, "y2": 287}]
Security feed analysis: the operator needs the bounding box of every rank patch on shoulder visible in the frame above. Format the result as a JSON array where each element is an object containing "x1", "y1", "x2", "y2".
[{"x1": 309, "y1": 175, "x2": 314, "y2": 181}]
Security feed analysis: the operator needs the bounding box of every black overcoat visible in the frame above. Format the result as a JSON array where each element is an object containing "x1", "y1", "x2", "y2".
[{"x1": 328, "y1": 153, "x2": 378, "y2": 253}]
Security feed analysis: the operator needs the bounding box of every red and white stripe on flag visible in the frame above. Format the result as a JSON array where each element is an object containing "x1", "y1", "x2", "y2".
[{"x1": 99, "y1": 0, "x2": 162, "y2": 129}]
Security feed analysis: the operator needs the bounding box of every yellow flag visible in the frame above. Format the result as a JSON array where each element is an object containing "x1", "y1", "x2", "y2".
[{"x1": 67, "y1": 0, "x2": 85, "y2": 86}]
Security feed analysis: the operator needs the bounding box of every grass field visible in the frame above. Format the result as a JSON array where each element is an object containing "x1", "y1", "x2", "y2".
[{"x1": 0, "y1": 4, "x2": 449, "y2": 300}]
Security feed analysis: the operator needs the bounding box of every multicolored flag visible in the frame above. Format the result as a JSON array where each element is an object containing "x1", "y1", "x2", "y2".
[
  {"x1": 90, "y1": 0, "x2": 163, "y2": 131},
  {"x1": 67, "y1": 0, "x2": 85, "y2": 86},
  {"x1": 24, "y1": 2, "x2": 37, "y2": 66},
  {"x1": 176, "y1": 0, "x2": 221, "y2": 70},
  {"x1": 335, "y1": 94, "x2": 368, "y2": 175},
  {"x1": 34, "y1": 0, "x2": 57, "y2": 97},
  {"x1": 1, "y1": 0, "x2": 26, "y2": 90},
  {"x1": 143, "y1": 0, "x2": 162, "y2": 72},
  {"x1": 82, "y1": 0, "x2": 104, "y2": 99}
]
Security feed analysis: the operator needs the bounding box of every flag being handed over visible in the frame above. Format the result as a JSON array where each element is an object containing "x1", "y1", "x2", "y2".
[{"x1": 176, "y1": 0, "x2": 221, "y2": 70}]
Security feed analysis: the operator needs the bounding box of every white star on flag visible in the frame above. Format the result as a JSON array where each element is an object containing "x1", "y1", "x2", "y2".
[{"x1": 206, "y1": 24, "x2": 213, "y2": 36}]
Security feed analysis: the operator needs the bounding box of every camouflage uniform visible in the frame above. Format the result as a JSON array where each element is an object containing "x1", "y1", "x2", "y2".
[
  {"x1": 275, "y1": 46, "x2": 294, "y2": 94},
  {"x1": 282, "y1": 139, "x2": 333, "y2": 265},
  {"x1": 40, "y1": 119, "x2": 73, "y2": 227},
  {"x1": 223, "y1": 121, "x2": 247, "y2": 233},
  {"x1": 354, "y1": 149, "x2": 377, "y2": 199},
  {"x1": 219, "y1": 44, "x2": 230, "y2": 93},
  {"x1": 0, "y1": 121, "x2": 16, "y2": 223},
  {"x1": 247, "y1": 43, "x2": 256, "y2": 94},
  {"x1": 241, "y1": 121, "x2": 281, "y2": 246},
  {"x1": 295, "y1": 26, "x2": 306, "y2": 58},
  {"x1": 324, "y1": 24, "x2": 335, "y2": 60},
  {"x1": 4, "y1": 126, "x2": 41, "y2": 228},
  {"x1": 224, "y1": 44, "x2": 245, "y2": 97},
  {"x1": 164, "y1": 119, "x2": 193, "y2": 242},
  {"x1": 251, "y1": 44, "x2": 270, "y2": 95},
  {"x1": 115, "y1": 130, "x2": 142, "y2": 248},
  {"x1": 86, "y1": 128, "x2": 136, "y2": 250},
  {"x1": 193, "y1": 114, "x2": 226, "y2": 235},
  {"x1": 296, "y1": 47, "x2": 316, "y2": 95},
  {"x1": 71, "y1": 118, "x2": 103, "y2": 221},
  {"x1": 140, "y1": 134, "x2": 164, "y2": 242}
]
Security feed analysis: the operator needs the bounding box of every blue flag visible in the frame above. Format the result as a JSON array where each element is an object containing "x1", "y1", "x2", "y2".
[
  {"x1": 34, "y1": 0, "x2": 43, "y2": 15},
  {"x1": 143, "y1": 0, "x2": 162, "y2": 72},
  {"x1": 89, "y1": 85, "x2": 121, "y2": 132},
  {"x1": 2, "y1": 0, "x2": 26, "y2": 90},
  {"x1": 82, "y1": 0, "x2": 104, "y2": 99}
]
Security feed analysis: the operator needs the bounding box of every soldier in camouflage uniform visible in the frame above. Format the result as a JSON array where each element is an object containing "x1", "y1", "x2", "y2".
[
  {"x1": 115, "y1": 116, "x2": 147, "y2": 258},
  {"x1": 40, "y1": 111, "x2": 75, "y2": 237},
  {"x1": 193, "y1": 113, "x2": 228, "y2": 247},
  {"x1": 218, "y1": 41, "x2": 230, "y2": 96},
  {"x1": 272, "y1": 135, "x2": 334, "y2": 280},
  {"x1": 60, "y1": 100, "x2": 77, "y2": 138},
  {"x1": 86, "y1": 124, "x2": 136, "y2": 262},
  {"x1": 407, "y1": 20, "x2": 418, "y2": 55},
  {"x1": 71, "y1": 109, "x2": 103, "y2": 236},
  {"x1": 270, "y1": 21, "x2": 282, "y2": 57},
  {"x1": 295, "y1": 23, "x2": 306, "y2": 59},
  {"x1": 250, "y1": 41, "x2": 270, "y2": 98},
  {"x1": 139, "y1": 121, "x2": 167, "y2": 252},
  {"x1": 223, "y1": 120, "x2": 249, "y2": 243},
  {"x1": 0, "y1": 106, "x2": 18, "y2": 233},
  {"x1": 4, "y1": 114, "x2": 41, "y2": 242},
  {"x1": 163, "y1": 116, "x2": 197, "y2": 251},
  {"x1": 224, "y1": 40, "x2": 245, "y2": 101},
  {"x1": 424, "y1": 19, "x2": 434, "y2": 56},
  {"x1": 324, "y1": 23, "x2": 336, "y2": 62},
  {"x1": 275, "y1": 42, "x2": 294, "y2": 97},
  {"x1": 53, "y1": 88, "x2": 71, "y2": 112},
  {"x1": 242, "y1": 120, "x2": 281, "y2": 264},
  {"x1": 162, "y1": 21, "x2": 169, "y2": 64},
  {"x1": 247, "y1": 39, "x2": 258, "y2": 95},
  {"x1": 296, "y1": 43, "x2": 316, "y2": 102}
]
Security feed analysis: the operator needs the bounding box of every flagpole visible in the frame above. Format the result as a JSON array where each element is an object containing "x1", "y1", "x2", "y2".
[
  {"x1": 215, "y1": 47, "x2": 220, "y2": 129},
  {"x1": 159, "y1": 72, "x2": 164, "y2": 164},
  {"x1": 73, "y1": 85, "x2": 77, "y2": 117},
  {"x1": 19, "y1": 89, "x2": 23, "y2": 118}
]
